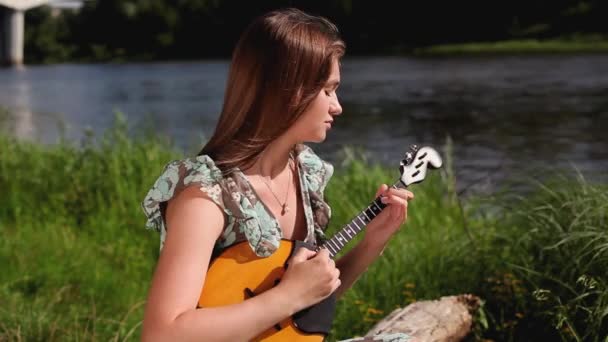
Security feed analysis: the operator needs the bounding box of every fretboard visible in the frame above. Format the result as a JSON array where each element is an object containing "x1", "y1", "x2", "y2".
[{"x1": 321, "y1": 183, "x2": 402, "y2": 258}]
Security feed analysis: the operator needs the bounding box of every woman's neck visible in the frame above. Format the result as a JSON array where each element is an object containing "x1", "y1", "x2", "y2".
[{"x1": 245, "y1": 137, "x2": 297, "y2": 179}]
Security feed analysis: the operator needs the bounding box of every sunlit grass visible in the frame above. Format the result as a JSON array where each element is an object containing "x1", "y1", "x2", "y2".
[
  {"x1": 1, "y1": 121, "x2": 606, "y2": 341},
  {"x1": 415, "y1": 35, "x2": 608, "y2": 55}
]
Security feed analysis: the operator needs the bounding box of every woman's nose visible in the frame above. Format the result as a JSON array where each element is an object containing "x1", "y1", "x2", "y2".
[{"x1": 330, "y1": 97, "x2": 342, "y2": 116}]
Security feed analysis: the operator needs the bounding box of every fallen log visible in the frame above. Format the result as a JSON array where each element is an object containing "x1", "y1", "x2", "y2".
[{"x1": 365, "y1": 294, "x2": 481, "y2": 342}]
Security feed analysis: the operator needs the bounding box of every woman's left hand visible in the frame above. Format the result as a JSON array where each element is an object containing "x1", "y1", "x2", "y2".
[{"x1": 364, "y1": 184, "x2": 414, "y2": 247}]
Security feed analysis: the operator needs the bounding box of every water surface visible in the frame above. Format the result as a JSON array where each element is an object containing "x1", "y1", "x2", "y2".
[{"x1": 1, "y1": 55, "x2": 606, "y2": 193}]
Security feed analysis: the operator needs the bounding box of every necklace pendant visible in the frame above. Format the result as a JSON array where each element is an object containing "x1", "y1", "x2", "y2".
[{"x1": 282, "y1": 204, "x2": 290, "y2": 215}]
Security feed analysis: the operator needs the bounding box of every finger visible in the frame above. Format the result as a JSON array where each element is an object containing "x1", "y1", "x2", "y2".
[
  {"x1": 387, "y1": 188, "x2": 414, "y2": 200},
  {"x1": 332, "y1": 277, "x2": 342, "y2": 292},
  {"x1": 382, "y1": 196, "x2": 408, "y2": 222},
  {"x1": 374, "y1": 184, "x2": 389, "y2": 199},
  {"x1": 391, "y1": 197, "x2": 409, "y2": 218},
  {"x1": 291, "y1": 247, "x2": 317, "y2": 263},
  {"x1": 381, "y1": 194, "x2": 409, "y2": 207},
  {"x1": 316, "y1": 248, "x2": 331, "y2": 260}
]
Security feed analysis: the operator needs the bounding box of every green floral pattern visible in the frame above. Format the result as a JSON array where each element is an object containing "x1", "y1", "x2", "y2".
[
  {"x1": 141, "y1": 144, "x2": 411, "y2": 342},
  {"x1": 141, "y1": 144, "x2": 333, "y2": 256}
]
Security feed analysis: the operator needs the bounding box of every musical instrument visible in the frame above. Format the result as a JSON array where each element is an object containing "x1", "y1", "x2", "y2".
[{"x1": 198, "y1": 145, "x2": 443, "y2": 341}]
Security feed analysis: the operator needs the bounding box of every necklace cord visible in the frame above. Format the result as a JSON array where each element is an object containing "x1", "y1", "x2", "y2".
[{"x1": 258, "y1": 156, "x2": 293, "y2": 215}]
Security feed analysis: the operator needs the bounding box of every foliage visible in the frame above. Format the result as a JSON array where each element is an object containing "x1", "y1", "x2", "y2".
[
  {"x1": 496, "y1": 174, "x2": 608, "y2": 341},
  {"x1": 22, "y1": 0, "x2": 608, "y2": 63},
  {"x1": 414, "y1": 35, "x2": 608, "y2": 56},
  {"x1": 0, "y1": 124, "x2": 607, "y2": 340}
]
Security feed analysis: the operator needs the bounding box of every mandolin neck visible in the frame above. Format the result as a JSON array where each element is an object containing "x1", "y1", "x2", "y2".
[{"x1": 320, "y1": 180, "x2": 406, "y2": 258}]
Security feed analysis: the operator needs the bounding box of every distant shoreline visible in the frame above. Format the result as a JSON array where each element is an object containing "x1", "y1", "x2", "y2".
[
  {"x1": 414, "y1": 37, "x2": 608, "y2": 56},
  {"x1": 12, "y1": 35, "x2": 608, "y2": 66}
]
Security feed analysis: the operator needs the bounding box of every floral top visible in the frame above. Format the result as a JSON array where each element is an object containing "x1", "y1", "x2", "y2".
[
  {"x1": 141, "y1": 144, "x2": 333, "y2": 256},
  {"x1": 141, "y1": 144, "x2": 412, "y2": 342}
]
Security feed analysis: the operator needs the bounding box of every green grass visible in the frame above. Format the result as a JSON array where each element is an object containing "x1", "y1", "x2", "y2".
[
  {"x1": 326, "y1": 147, "x2": 484, "y2": 340},
  {"x1": 0, "y1": 118, "x2": 178, "y2": 341},
  {"x1": 414, "y1": 35, "x2": 608, "y2": 56},
  {"x1": 1, "y1": 121, "x2": 606, "y2": 341},
  {"x1": 326, "y1": 155, "x2": 608, "y2": 341}
]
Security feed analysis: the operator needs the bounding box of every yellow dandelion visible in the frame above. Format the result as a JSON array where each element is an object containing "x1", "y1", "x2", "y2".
[
  {"x1": 366, "y1": 308, "x2": 384, "y2": 315},
  {"x1": 402, "y1": 290, "x2": 414, "y2": 297}
]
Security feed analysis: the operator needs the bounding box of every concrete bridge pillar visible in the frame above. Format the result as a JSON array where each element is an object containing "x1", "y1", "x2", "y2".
[{"x1": 1, "y1": 6, "x2": 24, "y2": 66}]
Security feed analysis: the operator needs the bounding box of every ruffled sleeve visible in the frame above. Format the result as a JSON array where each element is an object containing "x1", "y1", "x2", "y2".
[
  {"x1": 141, "y1": 155, "x2": 229, "y2": 249},
  {"x1": 296, "y1": 145, "x2": 334, "y2": 243},
  {"x1": 297, "y1": 144, "x2": 334, "y2": 196}
]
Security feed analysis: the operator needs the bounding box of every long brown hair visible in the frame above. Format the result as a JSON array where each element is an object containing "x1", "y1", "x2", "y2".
[{"x1": 199, "y1": 8, "x2": 345, "y2": 172}]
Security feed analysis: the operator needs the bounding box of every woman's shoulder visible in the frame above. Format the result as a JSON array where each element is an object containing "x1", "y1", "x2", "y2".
[{"x1": 141, "y1": 154, "x2": 229, "y2": 240}]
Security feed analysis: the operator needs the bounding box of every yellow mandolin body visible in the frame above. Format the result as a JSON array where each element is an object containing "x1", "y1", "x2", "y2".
[{"x1": 198, "y1": 240, "x2": 324, "y2": 341}]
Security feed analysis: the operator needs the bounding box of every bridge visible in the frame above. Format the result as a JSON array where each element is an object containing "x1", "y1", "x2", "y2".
[{"x1": 0, "y1": 0, "x2": 82, "y2": 66}]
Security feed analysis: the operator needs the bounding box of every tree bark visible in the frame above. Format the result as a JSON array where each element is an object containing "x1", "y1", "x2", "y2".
[{"x1": 365, "y1": 294, "x2": 481, "y2": 342}]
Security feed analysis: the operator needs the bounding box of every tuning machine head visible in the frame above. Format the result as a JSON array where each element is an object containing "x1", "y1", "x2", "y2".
[
  {"x1": 398, "y1": 145, "x2": 443, "y2": 187},
  {"x1": 402, "y1": 144, "x2": 419, "y2": 166}
]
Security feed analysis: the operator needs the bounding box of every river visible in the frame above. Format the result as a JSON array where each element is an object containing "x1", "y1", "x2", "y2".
[{"x1": 1, "y1": 55, "x2": 606, "y2": 193}]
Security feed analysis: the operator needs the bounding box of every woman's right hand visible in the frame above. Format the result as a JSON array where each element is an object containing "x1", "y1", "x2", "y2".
[{"x1": 277, "y1": 247, "x2": 341, "y2": 312}]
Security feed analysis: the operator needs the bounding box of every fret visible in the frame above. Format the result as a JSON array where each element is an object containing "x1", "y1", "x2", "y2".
[
  {"x1": 357, "y1": 215, "x2": 366, "y2": 225},
  {"x1": 354, "y1": 217, "x2": 363, "y2": 229},
  {"x1": 369, "y1": 205, "x2": 380, "y2": 216},
  {"x1": 338, "y1": 231, "x2": 348, "y2": 244},
  {"x1": 365, "y1": 207, "x2": 376, "y2": 220},
  {"x1": 347, "y1": 222, "x2": 359, "y2": 236},
  {"x1": 327, "y1": 248, "x2": 336, "y2": 258},
  {"x1": 362, "y1": 211, "x2": 371, "y2": 222},
  {"x1": 333, "y1": 235, "x2": 344, "y2": 248},
  {"x1": 329, "y1": 239, "x2": 342, "y2": 254},
  {"x1": 325, "y1": 241, "x2": 337, "y2": 255},
  {"x1": 375, "y1": 198, "x2": 387, "y2": 211},
  {"x1": 322, "y1": 193, "x2": 395, "y2": 258}
]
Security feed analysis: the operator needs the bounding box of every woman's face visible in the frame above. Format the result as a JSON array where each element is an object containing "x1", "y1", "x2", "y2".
[{"x1": 287, "y1": 58, "x2": 343, "y2": 143}]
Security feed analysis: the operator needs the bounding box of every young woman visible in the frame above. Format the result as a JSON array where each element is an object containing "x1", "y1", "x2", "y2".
[{"x1": 141, "y1": 8, "x2": 413, "y2": 341}]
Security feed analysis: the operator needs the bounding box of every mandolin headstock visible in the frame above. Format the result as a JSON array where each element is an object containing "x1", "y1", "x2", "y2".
[{"x1": 399, "y1": 145, "x2": 443, "y2": 187}]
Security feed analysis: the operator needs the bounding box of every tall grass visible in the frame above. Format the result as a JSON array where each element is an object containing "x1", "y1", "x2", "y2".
[
  {"x1": 0, "y1": 117, "x2": 178, "y2": 341},
  {"x1": 324, "y1": 146, "x2": 480, "y2": 339},
  {"x1": 494, "y1": 174, "x2": 608, "y2": 341},
  {"x1": 1, "y1": 121, "x2": 606, "y2": 341}
]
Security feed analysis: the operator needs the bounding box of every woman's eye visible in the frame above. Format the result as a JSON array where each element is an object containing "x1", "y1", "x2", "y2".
[{"x1": 324, "y1": 90, "x2": 331, "y2": 96}]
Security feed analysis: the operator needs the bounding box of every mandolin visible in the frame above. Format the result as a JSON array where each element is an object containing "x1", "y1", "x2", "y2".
[{"x1": 198, "y1": 145, "x2": 443, "y2": 341}]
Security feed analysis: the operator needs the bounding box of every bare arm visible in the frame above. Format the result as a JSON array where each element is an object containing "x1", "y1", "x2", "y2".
[
  {"x1": 141, "y1": 186, "x2": 298, "y2": 341},
  {"x1": 334, "y1": 185, "x2": 414, "y2": 298},
  {"x1": 334, "y1": 228, "x2": 388, "y2": 298}
]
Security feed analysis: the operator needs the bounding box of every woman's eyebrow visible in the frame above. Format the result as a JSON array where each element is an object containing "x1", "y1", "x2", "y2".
[{"x1": 326, "y1": 80, "x2": 340, "y2": 89}]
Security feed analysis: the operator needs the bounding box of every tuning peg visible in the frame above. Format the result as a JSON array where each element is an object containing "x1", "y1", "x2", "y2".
[
  {"x1": 403, "y1": 152, "x2": 414, "y2": 165},
  {"x1": 402, "y1": 145, "x2": 419, "y2": 166}
]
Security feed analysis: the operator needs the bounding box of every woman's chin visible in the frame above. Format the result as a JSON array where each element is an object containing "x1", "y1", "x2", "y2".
[
  {"x1": 300, "y1": 130, "x2": 328, "y2": 143},
  {"x1": 313, "y1": 132, "x2": 327, "y2": 143}
]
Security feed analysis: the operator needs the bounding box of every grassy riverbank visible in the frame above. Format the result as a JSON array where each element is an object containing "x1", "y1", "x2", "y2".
[
  {"x1": 1, "y1": 124, "x2": 606, "y2": 341},
  {"x1": 415, "y1": 35, "x2": 608, "y2": 56}
]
